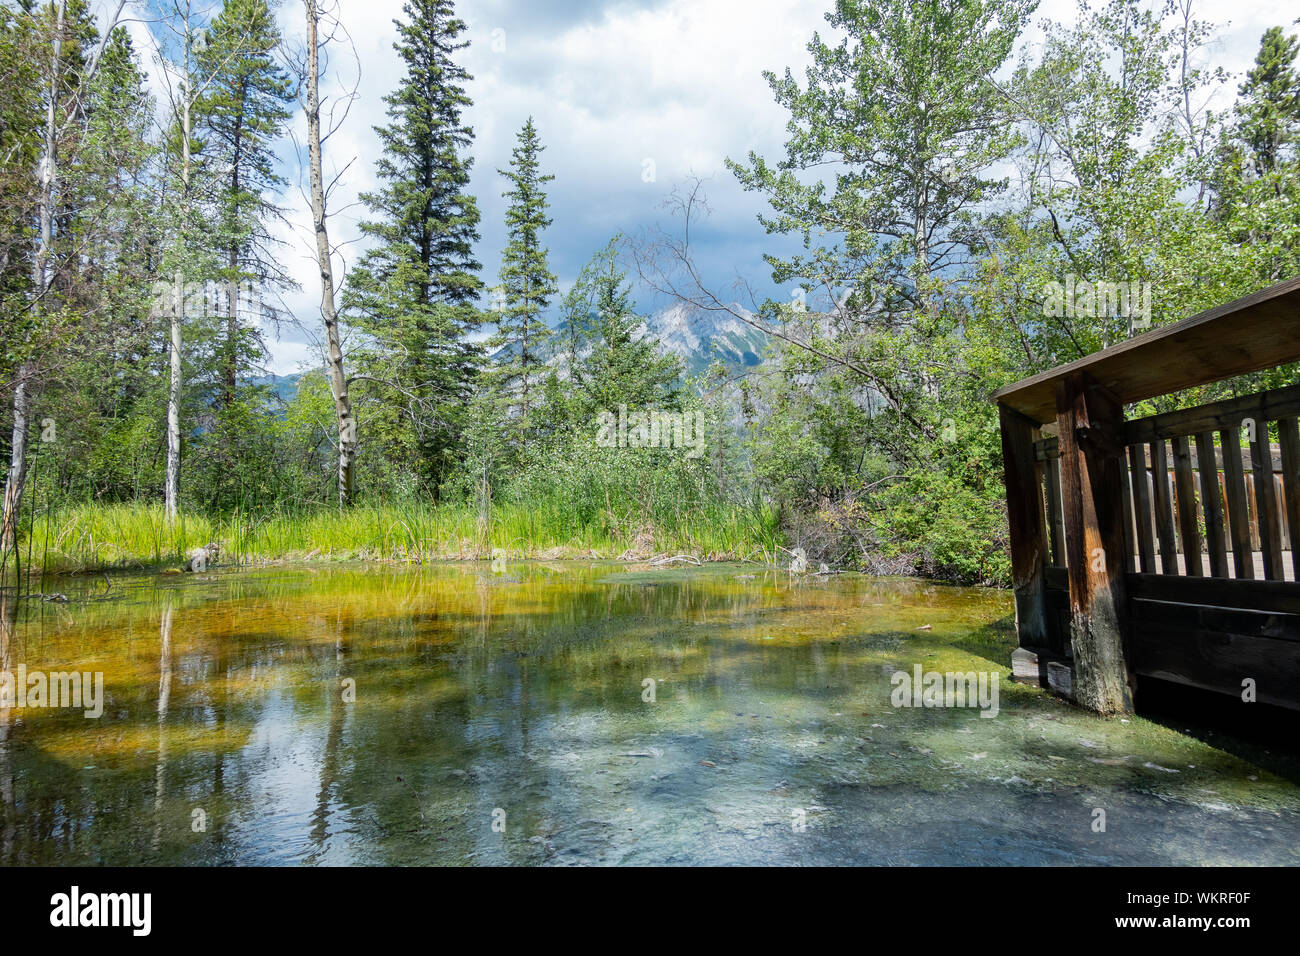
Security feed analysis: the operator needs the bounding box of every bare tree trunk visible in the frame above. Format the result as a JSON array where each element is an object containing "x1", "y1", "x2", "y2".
[
  {"x1": 305, "y1": 0, "x2": 356, "y2": 506},
  {"x1": 166, "y1": 82, "x2": 193, "y2": 523},
  {"x1": 3, "y1": 0, "x2": 65, "y2": 555},
  {"x1": 166, "y1": 266, "x2": 183, "y2": 522}
]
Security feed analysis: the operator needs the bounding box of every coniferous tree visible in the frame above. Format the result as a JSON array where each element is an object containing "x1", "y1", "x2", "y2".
[
  {"x1": 573, "y1": 238, "x2": 680, "y2": 417},
  {"x1": 345, "y1": 0, "x2": 483, "y2": 498},
  {"x1": 490, "y1": 117, "x2": 557, "y2": 436},
  {"x1": 1235, "y1": 26, "x2": 1300, "y2": 177},
  {"x1": 2, "y1": 0, "x2": 129, "y2": 552},
  {"x1": 52, "y1": 25, "x2": 159, "y2": 502},
  {"x1": 198, "y1": 0, "x2": 294, "y2": 408},
  {"x1": 1209, "y1": 25, "x2": 1300, "y2": 269}
]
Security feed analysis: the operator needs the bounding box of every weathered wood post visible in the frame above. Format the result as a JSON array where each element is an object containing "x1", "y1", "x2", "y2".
[
  {"x1": 998, "y1": 403, "x2": 1050, "y2": 683},
  {"x1": 1056, "y1": 371, "x2": 1135, "y2": 714}
]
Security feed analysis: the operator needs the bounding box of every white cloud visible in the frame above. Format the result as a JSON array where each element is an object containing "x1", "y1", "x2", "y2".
[{"x1": 95, "y1": 0, "x2": 1299, "y2": 373}]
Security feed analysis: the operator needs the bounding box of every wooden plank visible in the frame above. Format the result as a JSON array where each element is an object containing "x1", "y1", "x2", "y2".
[
  {"x1": 1055, "y1": 372, "x2": 1134, "y2": 713},
  {"x1": 1124, "y1": 382, "x2": 1300, "y2": 445},
  {"x1": 1044, "y1": 455, "x2": 1065, "y2": 567},
  {"x1": 1221, "y1": 426, "x2": 1254, "y2": 580},
  {"x1": 999, "y1": 404, "x2": 1050, "y2": 653},
  {"x1": 992, "y1": 278, "x2": 1300, "y2": 424},
  {"x1": 1128, "y1": 623, "x2": 1300, "y2": 710},
  {"x1": 1172, "y1": 435, "x2": 1203, "y2": 575},
  {"x1": 1127, "y1": 443, "x2": 1156, "y2": 572},
  {"x1": 1149, "y1": 440, "x2": 1179, "y2": 573},
  {"x1": 1279, "y1": 474, "x2": 1290, "y2": 550},
  {"x1": 1195, "y1": 432, "x2": 1228, "y2": 577},
  {"x1": 1279, "y1": 417, "x2": 1300, "y2": 581},
  {"x1": 1130, "y1": 599, "x2": 1300, "y2": 642},
  {"x1": 1250, "y1": 420, "x2": 1285, "y2": 580},
  {"x1": 1246, "y1": 473, "x2": 1261, "y2": 551},
  {"x1": 1126, "y1": 571, "x2": 1300, "y2": 614},
  {"x1": 1120, "y1": 453, "x2": 1136, "y2": 573}
]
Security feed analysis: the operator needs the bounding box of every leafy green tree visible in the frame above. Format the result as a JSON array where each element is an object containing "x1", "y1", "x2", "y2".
[{"x1": 729, "y1": 0, "x2": 1035, "y2": 308}]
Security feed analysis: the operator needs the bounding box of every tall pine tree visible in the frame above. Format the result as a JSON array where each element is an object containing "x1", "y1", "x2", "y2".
[
  {"x1": 1237, "y1": 26, "x2": 1300, "y2": 176},
  {"x1": 198, "y1": 0, "x2": 294, "y2": 408},
  {"x1": 344, "y1": 0, "x2": 483, "y2": 498},
  {"x1": 490, "y1": 117, "x2": 556, "y2": 436}
]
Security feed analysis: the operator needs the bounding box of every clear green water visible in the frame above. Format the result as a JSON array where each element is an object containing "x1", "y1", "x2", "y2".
[{"x1": 1, "y1": 561, "x2": 1297, "y2": 865}]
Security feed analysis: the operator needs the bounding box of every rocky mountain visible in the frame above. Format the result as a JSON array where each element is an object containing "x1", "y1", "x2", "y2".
[
  {"x1": 259, "y1": 303, "x2": 768, "y2": 407},
  {"x1": 495, "y1": 301, "x2": 768, "y2": 380},
  {"x1": 638, "y1": 302, "x2": 768, "y2": 377}
]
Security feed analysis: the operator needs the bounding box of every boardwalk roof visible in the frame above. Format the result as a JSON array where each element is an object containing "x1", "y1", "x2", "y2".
[{"x1": 992, "y1": 276, "x2": 1300, "y2": 424}]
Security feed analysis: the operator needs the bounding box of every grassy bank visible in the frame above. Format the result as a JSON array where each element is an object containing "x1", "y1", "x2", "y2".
[{"x1": 4, "y1": 499, "x2": 786, "y2": 576}]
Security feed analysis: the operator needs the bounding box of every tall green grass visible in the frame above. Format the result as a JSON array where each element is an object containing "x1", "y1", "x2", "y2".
[{"x1": 12, "y1": 498, "x2": 784, "y2": 575}]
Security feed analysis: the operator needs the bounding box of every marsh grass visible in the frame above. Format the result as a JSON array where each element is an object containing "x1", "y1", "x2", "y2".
[{"x1": 14, "y1": 498, "x2": 784, "y2": 575}]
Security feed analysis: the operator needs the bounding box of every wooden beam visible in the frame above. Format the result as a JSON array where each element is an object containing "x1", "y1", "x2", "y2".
[
  {"x1": 1055, "y1": 371, "x2": 1134, "y2": 713},
  {"x1": 1124, "y1": 382, "x2": 1300, "y2": 445},
  {"x1": 1042, "y1": 434, "x2": 1283, "y2": 473},
  {"x1": 1045, "y1": 455, "x2": 1065, "y2": 567},
  {"x1": 1221, "y1": 426, "x2": 1254, "y2": 580},
  {"x1": 992, "y1": 278, "x2": 1300, "y2": 424},
  {"x1": 1150, "y1": 439, "x2": 1179, "y2": 574},
  {"x1": 1250, "y1": 421, "x2": 1285, "y2": 580},
  {"x1": 999, "y1": 404, "x2": 1050, "y2": 656},
  {"x1": 1127, "y1": 571, "x2": 1300, "y2": 615},
  {"x1": 1127, "y1": 443, "x2": 1156, "y2": 572},
  {"x1": 1129, "y1": 622, "x2": 1300, "y2": 710}
]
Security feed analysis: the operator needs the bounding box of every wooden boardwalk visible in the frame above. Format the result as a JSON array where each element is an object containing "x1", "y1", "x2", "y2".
[{"x1": 993, "y1": 277, "x2": 1300, "y2": 714}]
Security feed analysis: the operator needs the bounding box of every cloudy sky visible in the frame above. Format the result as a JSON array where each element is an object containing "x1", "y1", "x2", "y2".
[{"x1": 120, "y1": 0, "x2": 1299, "y2": 374}]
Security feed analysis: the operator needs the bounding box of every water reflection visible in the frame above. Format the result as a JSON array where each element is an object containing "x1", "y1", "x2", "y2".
[{"x1": 0, "y1": 562, "x2": 1296, "y2": 865}]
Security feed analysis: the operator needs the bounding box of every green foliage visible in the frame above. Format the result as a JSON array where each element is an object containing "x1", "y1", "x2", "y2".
[
  {"x1": 197, "y1": 0, "x2": 295, "y2": 404},
  {"x1": 567, "y1": 237, "x2": 682, "y2": 419},
  {"x1": 489, "y1": 117, "x2": 557, "y2": 438},
  {"x1": 343, "y1": 0, "x2": 484, "y2": 497},
  {"x1": 5, "y1": 0, "x2": 1300, "y2": 591}
]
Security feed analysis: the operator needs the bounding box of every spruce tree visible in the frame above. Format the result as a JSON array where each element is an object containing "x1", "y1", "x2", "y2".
[
  {"x1": 490, "y1": 117, "x2": 557, "y2": 434},
  {"x1": 1235, "y1": 26, "x2": 1300, "y2": 176},
  {"x1": 344, "y1": 0, "x2": 483, "y2": 498},
  {"x1": 198, "y1": 0, "x2": 293, "y2": 408},
  {"x1": 574, "y1": 238, "x2": 680, "y2": 417}
]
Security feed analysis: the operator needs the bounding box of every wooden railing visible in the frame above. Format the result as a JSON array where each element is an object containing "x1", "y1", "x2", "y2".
[{"x1": 1034, "y1": 382, "x2": 1300, "y2": 582}]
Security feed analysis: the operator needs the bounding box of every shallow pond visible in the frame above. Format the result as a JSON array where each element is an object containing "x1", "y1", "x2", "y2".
[{"x1": 1, "y1": 561, "x2": 1297, "y2": 865}]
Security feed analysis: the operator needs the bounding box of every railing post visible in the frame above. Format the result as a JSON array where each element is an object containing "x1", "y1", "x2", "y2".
[
  {"x1": 999, "y1": 403, "x2": 1049, "y2": 683},
  {"x1": 1056, "y1": 371, "x2": 1135, "y2": 714}
]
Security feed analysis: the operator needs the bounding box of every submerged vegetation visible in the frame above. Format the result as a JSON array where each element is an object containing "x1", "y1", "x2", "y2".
[{"x1": 4, "y1": 561, "x2": 1297, "y2": 864}]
